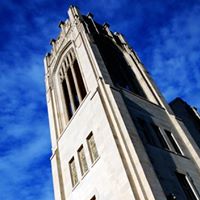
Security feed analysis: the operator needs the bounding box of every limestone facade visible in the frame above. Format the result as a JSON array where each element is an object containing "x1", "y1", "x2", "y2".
[{"x1": 44, "y1": 6, "x2": 200, "y2": 200}]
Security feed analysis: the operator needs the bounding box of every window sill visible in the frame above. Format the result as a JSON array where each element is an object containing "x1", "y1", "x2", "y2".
[
  {"x1": 147, "y1": 144, "x2": 189, "y2": 159},
  {"x1": 71, "y1": 157, "x2": 100, "y2": 192},
  {"x1": 81, "y1": 170, "x2": 89, "y2": 180},
  {"x1": 58, "y1": 91, "x2": 91, "y2": 142},
  {"x1": 110, "y1": 85, "x2": 165, "y2": 110},
  {"x1": 168, "y1": 150, "x2": 189, "y2": 159},
  {"x1": 72, "y1": 181, "x2": 80, "y2": 191},
  {"x1": 91, "y1": 156, "x2": 100, "y2": 168}
]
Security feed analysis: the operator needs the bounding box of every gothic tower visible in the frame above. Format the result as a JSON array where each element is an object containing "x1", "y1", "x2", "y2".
[{"x1": 44, "y1": 6, "x2": 200, "y2": 200}]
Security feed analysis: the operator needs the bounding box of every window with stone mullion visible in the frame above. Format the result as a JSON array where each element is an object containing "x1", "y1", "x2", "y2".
[
  {"x1": 61, "y1": 79, "x2": 73, "y2": 120},
  {"x1": 70, "y1": 60, "x2": 83, "y2": 102},
  {"x1": 73, "y1": 59, "x2": 87, "y2": 100},
  {"x1": 66, "y1": 53, "x2": 83, "y2": 103},
  {"x1": 67, "y1": 67, "x2": 80, "y2": 110},
  {"x1": 63, "y1": 69, "x2": 76, "y2": 114},
  {"x1": 60, "y1": 50, "x2": 87, "y2": 122}
]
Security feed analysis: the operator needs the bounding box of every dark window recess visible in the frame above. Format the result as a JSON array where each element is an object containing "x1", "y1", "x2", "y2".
[
  {"x1": 151, "y1": 124, "x2": 169, "y2": 150},
  {"x1": 176, "y1": 172, "x2": 198, "y2": 200},
  {"x1": 90, "y1": 196, "x2": 96, "y2": 200},
  {"x1": 165, "y1": 130, "x2": 182, "y2": 154},
  {"x1": 62, "y1": 80, "x2": 73, "y2": 119},
  {"x1": 67, "y1": 68, "x2": 80, "y2": 109},
  {"x1": 136, "y1": 118, "x2": 155, "y2": 145},
  {"x1": 73, "y1": 60, "x2": 87, "y2": 100},
  {"x1": 95, "y1": 35, "x2": 146, "y2": 98}
]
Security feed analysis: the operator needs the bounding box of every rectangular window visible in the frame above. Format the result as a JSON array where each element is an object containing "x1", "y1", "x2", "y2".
[
  {"x1": 165, "y1": 130, "x2": 183, "y2": 155},
  {"x1": 87, "y1": 133, "x2": 99, "y2": 163},
  {"x1": 78, "y1": 145, "x2": 88, "y2": 175},
  {"x1": 69, "y1": 157, "x2": 78, "y2": 187},
  {"x1": 176, "y1": 172, "x2": 199, "y2": 200},
  {"x1": 151, "y1": 124, "x2": 169, "y2": 150}
]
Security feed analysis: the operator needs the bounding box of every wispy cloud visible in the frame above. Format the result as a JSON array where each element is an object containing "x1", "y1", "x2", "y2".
[
  {"x1": 0, "y1": 53, "x2": 53, "y2": 199},
  {"x1": 0, "y1": 1, "x2": 55, "y2": 199},
  {"x1": 145, "y1": 4, "x2": 200, "y2": 108}
]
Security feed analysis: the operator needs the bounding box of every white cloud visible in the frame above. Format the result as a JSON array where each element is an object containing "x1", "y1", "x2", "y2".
[{"x1": 147, "y1": 4, "x2": 200, "y2": 108}]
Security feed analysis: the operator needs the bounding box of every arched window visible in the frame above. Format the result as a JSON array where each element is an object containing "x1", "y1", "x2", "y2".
[
  {"x1": 96, "y1": 35, "x2": 146, "y2": 98},
  {"x1": 60, "y1": 50, "x2": 87, "y2": 122}
]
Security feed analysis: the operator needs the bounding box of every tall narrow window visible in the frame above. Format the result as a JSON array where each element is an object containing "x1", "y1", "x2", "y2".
[
  {"x1": 78, "y1": 145, "x2": 88, "y2": 175},
  {"x1": 62, "y1": 79, "x2": 73, "y2": 119},
  {"x1": 60, "y1": 52, "x2": 87, "y2": 124},
  {"x1": 151, "y1": 124, "x2": 169, "y2": 150},
  {"x1": 69, "y1": 157, "x2": 78, "y2": 187},
  {"x1": 87, "y1": 133, "x2": 99, "y2": 163},
  {"x1": 73, "y1": 59, "x2": 86, "y2": 100},
  {"x1": 165, "y1": 130, "x2": 183, "y2": 155},
  {"x1": 176, "y1": 172, "x2": 199, "y2": 200},
  {"x1": 67, "y1": 68, "x2": 79, "y2": 109}
]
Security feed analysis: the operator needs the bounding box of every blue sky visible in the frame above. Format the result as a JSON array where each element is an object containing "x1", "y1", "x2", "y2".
[{"x1": 0, "y1": 0, "x2": 199, "y2": 199}]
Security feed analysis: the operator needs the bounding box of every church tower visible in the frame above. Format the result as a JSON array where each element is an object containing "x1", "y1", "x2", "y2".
[{"x1": 44, "y1": 6, "x2": 200, "y2": 200}]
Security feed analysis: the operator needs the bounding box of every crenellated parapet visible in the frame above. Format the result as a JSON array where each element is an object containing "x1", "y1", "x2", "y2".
[
  {"x1": 45, "y1": 6, "x2": 138, "y2": 69},
  {"x1": 45, "y1": 6, "x2": 83, "y2": 67}
]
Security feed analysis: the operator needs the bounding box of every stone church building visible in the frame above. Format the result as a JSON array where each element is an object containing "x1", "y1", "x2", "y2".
[{"x1": 44, "y1": 6, "x2": 200, "y2": 200}]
